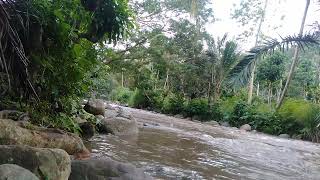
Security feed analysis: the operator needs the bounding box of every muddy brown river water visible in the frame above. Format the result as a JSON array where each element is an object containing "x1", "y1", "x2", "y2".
[{"x1": 89, "y1": 107, "x2": 320, "y2": 180}]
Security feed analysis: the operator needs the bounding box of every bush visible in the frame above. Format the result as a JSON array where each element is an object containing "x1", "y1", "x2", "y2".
[
  {"x1": 278, "y1": 99, "x2": 320, "y2": 141},
  {"x1": 111, "y1": 87, "x2": 133, "y2": 104},
  {"x1": 278, "y1": 99, "x2": 316, "y2": 123},
  {"x1": 226, "y1": 101, "x2": 284, "y2": 135},
  {"x1": 184, "y1": 98, "x2": 222, "y2": 121},
  {"x1": 161, "y1": 93, "x2": 185, "y2": 115},
  {"x1": 23, "y1": 97, "x2": 82, "y2": 134},
  {"x1": 129, "y1": 89, "x2": 164, "y2": 111}
]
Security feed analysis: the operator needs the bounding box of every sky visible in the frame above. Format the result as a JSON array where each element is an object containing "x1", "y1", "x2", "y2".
[{"x1": 206, "y1": 0, "x2": 320, "y2": 49}]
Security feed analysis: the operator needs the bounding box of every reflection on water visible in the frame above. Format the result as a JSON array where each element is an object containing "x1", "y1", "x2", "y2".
[{"x1": 89, "y1": 121, "x2": 320, "y2": 180}]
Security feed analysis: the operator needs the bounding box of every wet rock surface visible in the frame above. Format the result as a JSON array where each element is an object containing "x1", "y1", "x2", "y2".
[
  {"x1": 0, "y1": 119, "x2": 89, "y2": 156},
  {"x1": 90, "y1": 106, "x2": 320, "y2": 180},
  {"x1": 84, "y1": 99, "x2": 105, "y2": 116},
  {"x1": 240, "y1": 124, "x2": 252, "y2": 131},
  {"x1": 0, "y1": 145, "x2": 70, "y2": 180},
  {"x1": 0, "y1": 164, "x2": 39, "y2": 180},
  {"x1": 98, "y1": 106, "x2": 138, "y2": 136},
  {"x1": 69, "y1": 158, "x2": 153, "y2": 180}
]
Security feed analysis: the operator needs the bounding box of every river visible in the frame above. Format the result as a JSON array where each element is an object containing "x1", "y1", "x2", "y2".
[{"x1": 89, "y1": 107, "x2": 320, "y2": 180}]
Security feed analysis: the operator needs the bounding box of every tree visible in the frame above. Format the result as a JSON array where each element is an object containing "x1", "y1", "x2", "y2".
[
  {"x1": 206, "y1": 35, "x2": 239, "y2": 102},
  {"x1": 256, "y1": 52, "x2": 286, "y2": 105},
  {"x1": 0, "y1": 0, "x2": 133, "y2": 100},
  {"x1": 232, "y1": 0, "x2": 269, "y2": 104},
  {"x1": 276, "y1": 0, "x2": 311, "y2": 109}
]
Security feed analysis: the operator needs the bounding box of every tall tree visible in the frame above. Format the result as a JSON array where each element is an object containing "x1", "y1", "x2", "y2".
[
  {"x1": 276, "y1": 0, "x2": 311, "y2": 109},
  {"x1": 232, "y1": 0, "x2": 269, "y2": 104}
]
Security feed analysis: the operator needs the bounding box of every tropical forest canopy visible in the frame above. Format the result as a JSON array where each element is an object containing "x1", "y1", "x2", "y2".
[{"x1": 1, "y1": 0, "x2": 320, "y2": 141}]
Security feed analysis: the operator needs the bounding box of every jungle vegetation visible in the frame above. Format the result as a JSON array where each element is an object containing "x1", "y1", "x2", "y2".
[{"x1": 1, "y1": 0, "x2": 320, "y2": 142}]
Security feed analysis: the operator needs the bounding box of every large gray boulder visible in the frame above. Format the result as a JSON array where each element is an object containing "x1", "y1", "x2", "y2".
[
  {"x1": 84, "y1": 99, "x2": 106, "y2": 116},
  {"x1": 69, "y1": 158, "x2": 153, "y2": 180},
  {"x1": 0, "y1": 164, "x2": 39, "y2": 180},
  {"x1": 240, "y1": 124, "x2": 252, "y2": 131},
  {"x1": 0, "y1": 119, "x2": 89, "y2": 157},
  {"x1": 98, "y1": 107, "x2": 138, "y2": 136},
  {"x1": 0, "y1": 145, "x2": 71, "y2": 180}
]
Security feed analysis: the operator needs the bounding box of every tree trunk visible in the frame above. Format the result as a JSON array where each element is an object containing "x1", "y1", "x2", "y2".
[
  {"x1": 164, "y1": 69, "x2": 169, "y2": 90},
  {"x1": 256, "y1": 82, "x2": 260, "y2": 96},
  {"x1": 276, "y1": 0, "x2": 310, "y2": 109},
  {"x1": 121, "y1": 70, "x2": 124, "y2": 88},
  {"x1": 268, "y1": 82, "x2": 272, "y2": 105},
  {"x1": 247, "y1": 0, "x2": 268, "y2": 104}
]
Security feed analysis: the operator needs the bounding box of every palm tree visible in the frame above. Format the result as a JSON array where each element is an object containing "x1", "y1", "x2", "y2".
[
  {"x1": 276, "y1": 0, "x2": 311, "y2": 109},
  {"x1": 206, "y1": 35, "x2": 239, "y2": 103},
  {"x1": 230, "y1": 0, "x2": 319, "y2": 109}
]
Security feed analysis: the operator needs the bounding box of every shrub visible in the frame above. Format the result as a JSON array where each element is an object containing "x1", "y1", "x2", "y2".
[
  {"x1": 128, "y1": 89, "x2": 164, "y2": 111},
  {"x1": 278, "y1": 99, "x2": 316, "y2": 123},
  {"x1": 111, "y1": 87, "x2": 133, "y2": 104},
  {"x1": 184, "y1": 98, "x2": 222, "y2": 121},
  {"x1": 226, "y1": 101, "x2": 284, "y2": 135},
  {"x1": 278, "y1": 99, "x2": 320, "y2": 142},
  {"x1": 162, "y1": 93, "x2": 185, "y2": 115},
  {"x1": 24, "y1": 97, "x2": 82, "y2": 134}
]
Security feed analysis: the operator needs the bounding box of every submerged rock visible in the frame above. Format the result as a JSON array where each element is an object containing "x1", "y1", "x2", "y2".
[
  {"x1": 84, "y1": 99, "x2": 105, "y2": 116},
  {"x1": 220, "y1": 122, "x2": 230, "y2": 127},
  {"x1": 0, "y1": 164, "x2": 39, "y2": 180},
  {"x1": 204, "y1": 121, "x2": 219, "y2": 126},
  {"x1": 0, "y1": 145, "x2": 71, "y2": 180},
  {"x1": 174, "y1": 114, "x2": 184, "y2": 119},
  {"x1": 0, "y1": 119, "x2": 89, "y2": 156},
  {"x1": 279, "y1": 134, "x2": 290, "y2": 139},
  {"x1": 69, "y1": 158, "x2": 153, "y2": 180},
  {"x1": 240, "y1": 124, "x2": 252, "y2": 131}
]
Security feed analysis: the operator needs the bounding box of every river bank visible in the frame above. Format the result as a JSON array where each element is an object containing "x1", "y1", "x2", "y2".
[{"x1": 90, "y1": 105, "x2": 320, "y2": 179}]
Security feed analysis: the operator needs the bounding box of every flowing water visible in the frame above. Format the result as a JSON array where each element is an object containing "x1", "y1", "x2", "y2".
[{"x1": 89, "y1": 107, "x2": 320, "y2": 180}]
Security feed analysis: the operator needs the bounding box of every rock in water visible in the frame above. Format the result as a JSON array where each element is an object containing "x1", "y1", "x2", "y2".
[
  {"x1": 99, "y1": 107, "x2": 138, "y2": 136},
  {"x1": 240, "y1": 124, "x2": 252, "y2": 131},
  {"x1": 84, "y1": 99, "x2": 106, "y2": 116},
  {"x1": 0, "y1": 164, "x2": 39, "y2": 180},
  {"x1": 0, "y1": 145, "x2": 71, "y2": 180},
  {"x1": 79, "y1": 122, "x2": 95, "y2": 139},
  {"x1": 69, "y1": 158, "x2": 153, "y2": 180},
  {"x1": 174, "y1": 114, "x2": 184, "y2": 119},
  {"x1": 279, "y1": 134, "x2": 290, "y2": 138},
  {"x1": 101, "y1": 117, "x2": 138, "y2": 136},
  {"x1": 204, "y1": 121, "x2": 219, "y2": 126},
  {"x1": 0, "y1": 119, "x2": 89, "y2": 156},
  {"x1": 220, "y1": 122, "x2": 230, "y2": 127}
]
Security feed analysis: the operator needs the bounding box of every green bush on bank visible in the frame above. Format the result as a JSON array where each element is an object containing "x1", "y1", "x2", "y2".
[
  {"x1": 110, "y1": 87, "x2": 134, "y2": 104},
  {"x1": 162, "y1": 93, "x2": 185, "y2": 115},
  {"x1": 183, "y1": 98, "x2": 222, "y2": 121},
  {"x1": 110, "y1": 87, "x2": 320, "y2": 142}
]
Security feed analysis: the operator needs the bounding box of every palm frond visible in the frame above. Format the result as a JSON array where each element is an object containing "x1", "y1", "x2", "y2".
[{"x1": 228, "y1": 33, "x2": 320, "y2": 87}]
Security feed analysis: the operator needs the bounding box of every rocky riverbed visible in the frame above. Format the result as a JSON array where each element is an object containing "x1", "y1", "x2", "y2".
[
  {"x1": 89, "y1": 106, "x2": 320, "y2": 180},
  {"x1": 1, "y1": 100, "x2": 320, "y2": 179}
]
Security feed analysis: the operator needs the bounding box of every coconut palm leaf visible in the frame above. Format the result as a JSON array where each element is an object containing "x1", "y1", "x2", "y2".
[{"x1": 228, "y1": 33, "x2": 320, "y2": 87}]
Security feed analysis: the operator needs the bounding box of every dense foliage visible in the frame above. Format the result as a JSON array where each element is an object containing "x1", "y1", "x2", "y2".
[
  {"x1": 0, "y1": 0, "x2": 133, "y2": 132},
  {"x1": 1, "y1": 0, "x2": 320, "y2": 143}
]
